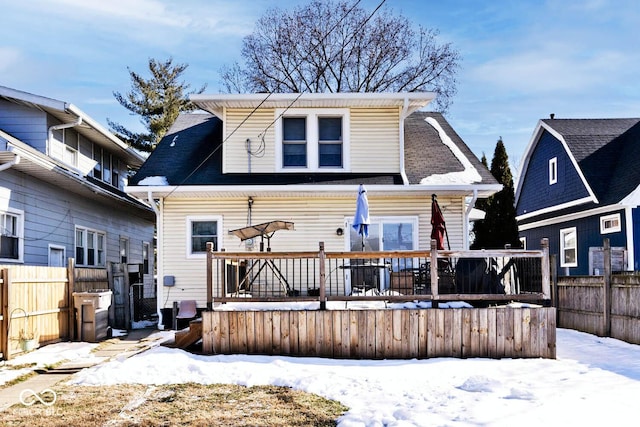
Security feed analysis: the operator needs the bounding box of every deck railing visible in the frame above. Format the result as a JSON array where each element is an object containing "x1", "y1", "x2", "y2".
[{"x1": 206, "y1": 239, "x2": 550, "y2": 308}]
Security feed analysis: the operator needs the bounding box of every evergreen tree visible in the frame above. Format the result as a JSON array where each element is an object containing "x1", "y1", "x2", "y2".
[
  {"x1": 471, "y1": 139, "x2": 521, "y2": 249},
  {"x1": 108, "y1": 57, "x2": 206, "y2": 153}
]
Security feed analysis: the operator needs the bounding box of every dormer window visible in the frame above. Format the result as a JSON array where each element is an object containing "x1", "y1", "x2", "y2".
[
  {"x1": 549, "y1": 157, "x2": 557, "y2": 185},
  {"x1": 276, "y1": 108, "x2": 350, "y2": 172}
]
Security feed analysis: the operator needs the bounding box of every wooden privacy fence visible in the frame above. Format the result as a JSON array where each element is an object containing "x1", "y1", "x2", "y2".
[
  {"x1": 202, "y1": 307, "x2": 557, "y2": 359},
  {"x1": 0, "y1": 261, "x2": 110, "y2": 360},
  {"x1": 553, "y1": 239, "x2": 640, "y2": 344}
]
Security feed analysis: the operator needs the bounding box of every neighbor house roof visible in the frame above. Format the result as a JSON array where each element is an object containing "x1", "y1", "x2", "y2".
[
  {"x1": 0, "y1": 85, "x2": 146, "y2": 167},
  {"x1": 517, "y1": 118, "x2": 640, "y2": 207}
]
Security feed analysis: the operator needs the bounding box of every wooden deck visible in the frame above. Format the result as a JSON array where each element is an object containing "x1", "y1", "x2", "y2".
[{"x1": 201, "y1": 306, "x2": 556, "y2": 359}]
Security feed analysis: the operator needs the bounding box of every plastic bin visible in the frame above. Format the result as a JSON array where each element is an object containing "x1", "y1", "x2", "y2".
[{"x1": 73, "y1": 289, "x2": 112, "y2": 342}]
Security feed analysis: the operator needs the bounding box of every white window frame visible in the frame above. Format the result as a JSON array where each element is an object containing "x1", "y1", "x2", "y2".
[
  {"x1": 75, "y1": 225, "x2": 106, "y2": 267},
  {"x1": 519, "y1": 236, "x2": 527, "y2": 250},
  {"x1": 48, "y1": 244, "x2": 66, "y2": 267},
  {"x1": 549, "y1": 157, "x2": 557, "y2": 185},
  {"x1": 119, "y1": 236, "x2": 129, "y2": 264},
  {"x1": 187, "y1": 216, "x2": 222, "y2": 258},
  {"x1": 275, "y1": 108, "x2": 350, "y2": 172},
  {"x1": 600, "y1": 213, "x2": 621, "y2": 234},
  {"x1": 142, "y1": 241, "x2": 151, "y2": 275},
  {"x1": 0, "y1": 208, "x2": 24, "y2": 263},
  {"x1": 560, "y1": 227, "x2": 578, "y2": 268}
]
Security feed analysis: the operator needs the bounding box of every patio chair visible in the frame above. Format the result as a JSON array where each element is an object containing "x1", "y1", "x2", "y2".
[{"x1": 175, "y1": 300, "x2": 198, "y2": 330}]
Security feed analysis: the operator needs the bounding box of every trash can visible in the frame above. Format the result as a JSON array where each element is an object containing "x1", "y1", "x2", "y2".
[{"x1": 73, "y1": 289, "x2": 112, "y2": 342}]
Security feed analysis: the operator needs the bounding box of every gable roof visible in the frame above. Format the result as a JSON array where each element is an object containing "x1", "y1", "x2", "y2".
[{"x1": 516, "y1": 118, "x2": 640, "y2": 209}]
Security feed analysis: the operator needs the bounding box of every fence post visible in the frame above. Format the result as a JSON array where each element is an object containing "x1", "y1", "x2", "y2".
[
  {"x1": 0, "y1": 268, "x2": 8, "y2": 360},
  {"x1": 430, "y1": 239, "x2": 439, "y2": 307},
  {"x1": 603, "y1": 238, "x2": 612, "y2": 337},
  {"x1": 206, "y1": 242, "x2": 214, "y2": 311},
  {"x1": 540, "y1": 238, "x2": 551, "y2": 300},
  {"x1": 550, "y1": 254, "x2": 558, "y2": 320},
  {"x1": 67, "y1": 258, "x2": 76, "y2": 341},
  {"x1": 319, "y1": 242, "x2": 326, "y2": 310}
]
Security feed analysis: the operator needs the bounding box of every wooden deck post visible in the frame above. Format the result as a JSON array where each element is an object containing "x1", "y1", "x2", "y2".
[
  {"x1": 0, "y1": 268, "x2": 8, "y2": 360},
  {"x1": 206, "y1": 242, "x2": 214, "y2": 311},
  {"x1": 540, "y1": 238, "x2": 551, "y2": 300},
  {"x1": 319, "y1": 242, "x2": 326, "y2": 310},
  {"x1": 603, "y1": 238, "x2": 611, "y2": 337},
  {"x1": 430, "y1": 239, "x2": 439, "y2": 306}
]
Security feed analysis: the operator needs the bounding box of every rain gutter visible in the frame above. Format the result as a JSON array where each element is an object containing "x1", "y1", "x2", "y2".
[
  {"x1": 47, "y1": 116, "x2": 82, "y2": 157},
  {"x1": 399, "y1": 97, "x2": 410, "y2": 185},
  {"x1": 463, "y1": 189, "x2": 478, "y2": 249},
  {"x1": 0, "y1": 153, "x2": 20, "y2": 172}
]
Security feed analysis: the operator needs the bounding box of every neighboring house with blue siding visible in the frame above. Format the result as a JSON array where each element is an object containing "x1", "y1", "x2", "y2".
[
  {"x1": 515, "y1": 117, "x2": 640, "y2": 275},
  {"x1": 0, "y1": 86, "x2": 156, "y2": 308}
]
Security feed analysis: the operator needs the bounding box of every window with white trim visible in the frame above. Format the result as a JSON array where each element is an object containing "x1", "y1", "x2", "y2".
[
  {"x1": 143, "y1": 242, "x2": 150, "y2": 274},
  {"x1": 75, "y1": 226, "x2": 106, "y2": 267},
  {"x1": 276, "y1": 108, "x2": 349, "y2": 171},
  {"x1": 549, "y1": 157, "x2": 557, "y2": 185},
  {"x1": 600, "y1": 213, "x2": 621, "y2": 234},
  {"x1": 119, "y1": 237, "x2": 129, "y2": 264},
  {"x1": 519, "y1": 237, "x2": 527, "y2": 250},
  {"x1": 560, "y1": 227, "x2": 577, "y2": 267},
  {"x1": 0, "y1": 210, "x2": 22, "y2": 261},
  {"x1": 187, "y1": 216, "x2": 221, "y2": 257}
]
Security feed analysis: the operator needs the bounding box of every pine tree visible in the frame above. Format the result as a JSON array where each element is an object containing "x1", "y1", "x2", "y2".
[
  {"x1": 471, "y1": 139, "x2": 521, "y2": 249},
  {"x1": 108, "y1": 57, "x2": 206, "y2": 153}
]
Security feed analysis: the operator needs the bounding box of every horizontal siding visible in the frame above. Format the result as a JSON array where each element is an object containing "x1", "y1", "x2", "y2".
[
  {"x1": 0, "y1": 99, "x2": 48, "y2": 151},
  {"x1": 160, "y1": 195, "x2": 465, "y2": 306},
  {"x1": 222, "y1": 107, "x2": 401, "y2": 174},
  {"x1": 224, "y1": 108, "x2": 275, "y2": 173},
  {"x1": 1, "y1": 169, "x2": 154, "y2": 271},
  {"x1": 350, "y1": 108, "x2": 400, "y2": 172}
]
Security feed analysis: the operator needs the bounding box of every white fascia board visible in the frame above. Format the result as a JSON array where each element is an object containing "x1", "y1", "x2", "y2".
[
  {"x1": 126, "y1": 183, "x2": 503, "y2": 198},
  {"x1": 516, "y1": 196, "x2": 595, "y2": 222},
  {"x1": 518, "y1": 203, "x2": 624, "y2": 231}
]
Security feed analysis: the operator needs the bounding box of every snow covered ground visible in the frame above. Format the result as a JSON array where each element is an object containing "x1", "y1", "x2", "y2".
[{"x1": 3, "y1": 326, "x2": 639, "y2": 426}]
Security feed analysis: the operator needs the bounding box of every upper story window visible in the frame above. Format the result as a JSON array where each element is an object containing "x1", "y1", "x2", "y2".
[
  {"x1": 560, "y1": 227, "x2": 577, "y2": 268},
  {"x1": 549, "y1": 157, "x2": 557, "y2": 185},
  {"x1": 187, "y1": 216, "x2": 221, "y2": 258},
  {"x1": 276, "y1": 108, "x2": 350, "y2": 172},
  {"x1": 0, "y1": 209, "x2": 23, "y2": 262},
  {"x1": 75, "y1": 226, "x2": 106, "y2": 267},
  {"x1": 600, "y1": 213, "x2": 621, "y2": 234}
]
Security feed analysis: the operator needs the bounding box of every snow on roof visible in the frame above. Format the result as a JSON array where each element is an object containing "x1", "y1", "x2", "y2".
[
  {"x1": 420, "y1": 117, "x2": 482, "y2": 185},
  {"x1": 138, "y1": 176, "x2": 169, "y2": 186}
]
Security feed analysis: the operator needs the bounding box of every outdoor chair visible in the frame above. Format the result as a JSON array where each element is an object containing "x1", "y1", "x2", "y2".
[{"x1": 175, "y1": 300, "x2": 198, "y2": 330}]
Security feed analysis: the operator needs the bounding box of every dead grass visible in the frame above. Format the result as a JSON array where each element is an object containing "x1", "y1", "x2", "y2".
[{"x1": 1, "y1": 382, "x2": 348, "y2": 426}]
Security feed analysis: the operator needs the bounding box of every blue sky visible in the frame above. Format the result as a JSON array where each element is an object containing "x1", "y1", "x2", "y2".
[{"x1": 2, "y1": 0, "x2": 638, "y2": 175}]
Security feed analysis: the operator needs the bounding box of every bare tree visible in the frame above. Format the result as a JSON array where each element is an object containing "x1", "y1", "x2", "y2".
[{"x1": 220, "y1": 0, "x2": 461, "y2": 112}]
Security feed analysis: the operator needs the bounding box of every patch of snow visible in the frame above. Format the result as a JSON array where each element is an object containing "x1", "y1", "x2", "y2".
[
  {"x1": 420, "y1": 117, "x2": 483, "y2": 185},
  {"x1": 137, "y1": 176, "x2": 168, "y2": 186}
]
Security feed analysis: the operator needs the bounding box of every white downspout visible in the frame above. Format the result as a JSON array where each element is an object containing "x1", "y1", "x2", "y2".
[
  {"x1": 47, "y1": 117, "x2": 82, "y2": 156},
  {"x1": 0, "y1": 153, "x2": 20, "y2": 172},
  {"x1": 147, "y1": 192, "x2": 166, "y2": 327},
  {"x1": 464, "y1": 189, "x2": 479, "y2": 250},
  {"x1": 399, "y1": 97, "x2": 410, "y2": 185}
]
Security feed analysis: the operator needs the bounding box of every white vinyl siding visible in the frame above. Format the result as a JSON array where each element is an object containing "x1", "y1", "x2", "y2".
[
  {"x1": 222, "y1": 106, "x2": 401, "y2": 174},
  {"x1": 160, "y1": 195, "x2": 464, "y2": 305},
  {"x1": 350, "y1": 108, "x2": 400, "y2": 172},
  {"x1": 224, "y1": 108, "x2": 276, "y2": 173}
]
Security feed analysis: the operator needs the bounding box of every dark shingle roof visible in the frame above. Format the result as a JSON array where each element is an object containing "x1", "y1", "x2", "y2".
[
  {"x1": 130, "y1": 111, "x2": 496, "y2": 187},
  {"x1": 541, "y1": 118, "x2": 640, "y2": 204}
]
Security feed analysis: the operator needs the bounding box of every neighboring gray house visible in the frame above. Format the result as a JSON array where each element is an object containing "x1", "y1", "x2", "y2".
[{"x1": 0, "y1": 86, "x2": 156, "y2": 309}]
